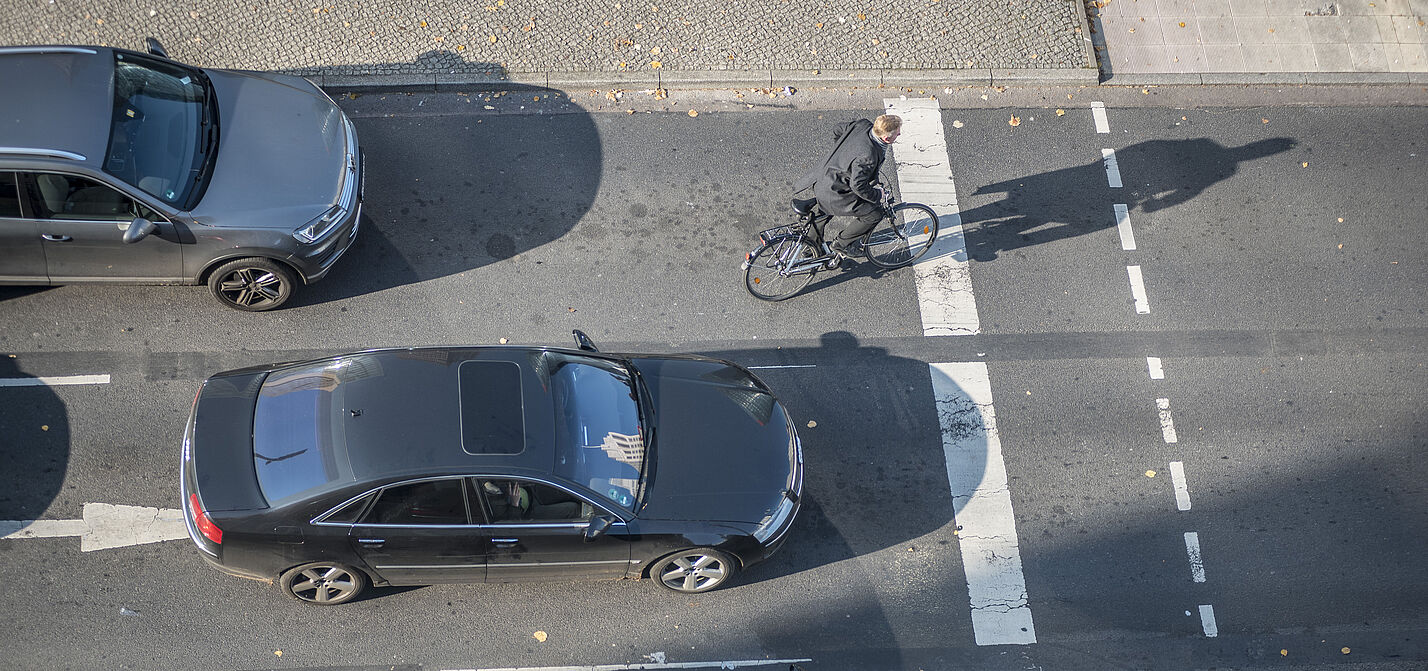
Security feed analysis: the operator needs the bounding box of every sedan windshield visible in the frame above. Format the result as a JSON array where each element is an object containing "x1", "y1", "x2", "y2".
[
  {"x1": 548, "y1": 353, "x2": 646, "y2": 510},
  {"x1": 103, "y1": 51, "x2": 212, "y2": 209}
]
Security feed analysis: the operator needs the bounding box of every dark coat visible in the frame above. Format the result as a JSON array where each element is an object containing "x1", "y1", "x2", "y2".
[{"x1": 794, "y1": 119, "x2": 886, "y2": 217}]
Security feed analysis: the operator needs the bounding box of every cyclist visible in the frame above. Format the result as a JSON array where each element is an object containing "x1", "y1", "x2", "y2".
[{"x1": 793, "y1": 114, "x2": 902, "y2": 263}]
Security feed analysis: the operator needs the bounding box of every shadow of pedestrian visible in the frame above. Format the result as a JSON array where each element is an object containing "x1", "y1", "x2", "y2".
[{"x1": 962, "y1": 137, "x2": 1296, "y2": 261}]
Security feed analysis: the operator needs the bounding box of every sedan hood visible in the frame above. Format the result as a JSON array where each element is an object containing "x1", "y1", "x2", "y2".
[
  {"x1": 190, "y1": 69, "x2": 346, "y2": 229},
  {"x1": 630, "y1": 357, "x2": 794, "y2": 524}
]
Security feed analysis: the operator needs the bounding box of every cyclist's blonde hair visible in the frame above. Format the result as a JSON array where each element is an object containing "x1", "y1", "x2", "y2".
[{"x1": 873, "y1": 114, "x2": 902, "y2": 138}]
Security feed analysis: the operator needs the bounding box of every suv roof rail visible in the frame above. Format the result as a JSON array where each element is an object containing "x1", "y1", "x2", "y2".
[
  {"x1": 0, "y1": 46, "x2": 98, "y2": 56},
  {"x1": 0, "y1": 147, "x2": 88, "y2": 161}
]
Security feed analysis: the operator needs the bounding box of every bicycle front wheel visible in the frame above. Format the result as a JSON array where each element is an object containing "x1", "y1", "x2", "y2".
[
  {"x1": 744, "y1": 236, "x2": 820, "y2": 301},
  {"x1": 863, "y1": 202, "x2": 940, "y2": 268}
]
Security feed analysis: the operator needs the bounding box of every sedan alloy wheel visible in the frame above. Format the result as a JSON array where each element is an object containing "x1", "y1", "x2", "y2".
[
  {"x1": 279, "y1": 562, "x2": 366, "y2": 604},
  {"x1": 654, "y1": 548, "x2": 736, "y2": 593}
]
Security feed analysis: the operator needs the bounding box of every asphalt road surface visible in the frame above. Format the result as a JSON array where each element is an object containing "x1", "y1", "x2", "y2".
[{"x1": 0, "y1": 86, "x2": 1424, "y2": 671}]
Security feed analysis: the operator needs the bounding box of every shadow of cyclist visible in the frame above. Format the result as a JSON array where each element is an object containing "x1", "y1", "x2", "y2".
[{"x1": 961, "y1": 137, "x2": 1296, "y2": 261}]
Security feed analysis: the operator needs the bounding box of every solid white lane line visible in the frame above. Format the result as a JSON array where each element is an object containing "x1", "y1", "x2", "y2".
[
  {"x1": 1199, "y1": 604, "x2": 1219, "y2": 637},
  {"x1": 0, "y1": 519, "x2": 88, "y2": 539},
  {"x1": 1184, "y1": 532, "x2": 1206, "y2": 583},
  {"x1": 1126, "y1": 265, "x2": 1151, "y2": 314},
  {"x1": 1169, "y1": 461, "x2": 1192, "y2": 511},
  {"x1": 456, "y1": 659, "x2": 814, "y2": 671},
  {"x1": 1101, "y1": 148, "x2": 1123, "y2": 188},
  {"x1": 745, "y1": 365, "x2": 817, "y2": 369},
  {"x1": 1091, "y1": 102, "x2": 1110, "y2": 133},
  {"x1": 1156, "y1": 398, "x2": 1179, "y2": 443},
  {"x1": 1146, "y1": 356, "x2": 1165, "y2": 380},
  {"x1": 0, "y1": 374, "x2": 111, "y2": 387},
  {"x1": 931, "y1": 362, "x2": 1036, "y2": 646},
  {"x1": 884, "y1": 97, "x2": 980, "y2": 336},
  {"x1": 1113, "y1": 203, "x2": 1137, "y2": 250}
]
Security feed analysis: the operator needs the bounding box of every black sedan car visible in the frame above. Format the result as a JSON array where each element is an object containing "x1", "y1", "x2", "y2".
[{"x1": 181, "y1": 332, "x2": 802, "y2": 604}]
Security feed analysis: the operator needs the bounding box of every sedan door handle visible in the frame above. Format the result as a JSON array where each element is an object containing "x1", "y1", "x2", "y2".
[{"x1": 41, "y1": 234, "x2": 73, "y2": 242}]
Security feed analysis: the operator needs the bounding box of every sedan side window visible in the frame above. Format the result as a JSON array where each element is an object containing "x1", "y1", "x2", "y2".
[
  {"x1": 362, "y1": 479, "x2": 469, "y2": 525},
  {"x1": 477, "y1": 479, "x2": 593, "y2": 524},
  {"x1": 26, "y1": 173, "x2": 158, "y2": 222}
]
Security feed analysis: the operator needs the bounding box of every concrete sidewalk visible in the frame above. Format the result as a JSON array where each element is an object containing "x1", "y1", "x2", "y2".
[{"x1": 1090, "y1": 0, "x2": 1428, "y2": 83}]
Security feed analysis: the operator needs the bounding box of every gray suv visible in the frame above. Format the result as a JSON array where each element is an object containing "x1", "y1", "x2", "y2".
[{"x1": 0, "y1": 41, "x2": 361, "y2": 311}]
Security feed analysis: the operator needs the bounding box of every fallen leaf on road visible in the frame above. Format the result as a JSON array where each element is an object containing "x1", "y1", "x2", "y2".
[
  {"x1": 980, "y1": 94, "x2": 988, "y2": 100},
  {"x1": 1302, "y1": 162, "x2": 1309, "y2": 167},
  {"x1": 499, "y1": 338, "x2": 509, "y2": 344},
  {"x1": 952, "y1": 120, "x2": 964, "y2": 128},
  {"x1": 533, "y1": 631, "x2": 548, "y2": 642},
  {"x1": 1342, "y1": 647, "x2": 1351, "y2": 654},
  {"x1": 1338, "y1": 243, "x2": 1344, "y2": 249},
  {"x1": 1008, "y1": 115, "x2": 1021, "y2": 126},
  {"x1": 807, "y1": 420, "x2": 817, "y2": 428},
  {"x1": 1056, "y1": 109, "x2": 1065, "y2": 116},
  {"x1": 1262, "y1": 118, "x2": 1270, "y2": 123},
  {"x1": 650, "y1": 61, "x2": 662, "y2": 68},
  {"x1": 688, "y1": 109, "x2": 698, "y2": 117},
  {"x1": 275, "y1": 650, "x2": 283, "y2": 657},
  {"x1": 1281, "y1": 650, "x2": 1288, "y2": 657},
  {"x1": 1146, "y1": 470, "x2": 1157, "y2": 477},
  {"x1": 1337, "y1": 217, "x2": 1344, "y2": 222}
]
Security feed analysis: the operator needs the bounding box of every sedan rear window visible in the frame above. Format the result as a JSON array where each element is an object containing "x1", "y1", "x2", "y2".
[{"x1": 252, "y1": 359, "x2": 359, "y2": 505}]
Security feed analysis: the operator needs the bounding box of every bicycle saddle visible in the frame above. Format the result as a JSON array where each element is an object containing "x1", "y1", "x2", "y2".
[{"x1": 791, "y1": 197, "x2": 819, "y2": 215}]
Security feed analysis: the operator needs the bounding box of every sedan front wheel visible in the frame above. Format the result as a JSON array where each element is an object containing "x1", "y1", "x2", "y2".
[{"x1": 652, "y1": 548, "x2": 737, "y2": 593}]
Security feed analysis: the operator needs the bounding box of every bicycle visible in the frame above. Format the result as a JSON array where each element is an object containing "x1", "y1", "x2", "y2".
[{"x1": 743, "y1": 192, "x2": 940, "y2": 301}]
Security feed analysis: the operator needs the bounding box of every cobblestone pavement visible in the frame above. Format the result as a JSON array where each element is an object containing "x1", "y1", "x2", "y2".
[{"x1": 0, "y1": 0, "x2": 1096, "y2": 86}]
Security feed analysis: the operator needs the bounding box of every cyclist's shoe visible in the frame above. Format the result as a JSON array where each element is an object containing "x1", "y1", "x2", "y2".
[{"x1": 830, "y1": 239, "x2": 855, "y2": 258}]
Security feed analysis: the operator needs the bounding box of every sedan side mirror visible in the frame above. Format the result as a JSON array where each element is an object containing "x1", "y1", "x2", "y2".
[
  {"x1": 144, "y1": 37, "x2": 169, "y2": 58},
  {"x1": 123, "y1": 217, "x2": 157, "y2": 244},
  {"x1": 583, "y1": 515, "x2": 614, "y2": 541},
  {"x1": 572, "y1": 329, "x2": 599, "y2": 352}
]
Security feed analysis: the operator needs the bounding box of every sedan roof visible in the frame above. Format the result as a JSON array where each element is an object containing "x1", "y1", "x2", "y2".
[
  {"x1": 252, "y1": 348, "x2": 563, "y2": 501},
  {"x1": 0, "y1": 47, "x2": 114, "y2": 166}
]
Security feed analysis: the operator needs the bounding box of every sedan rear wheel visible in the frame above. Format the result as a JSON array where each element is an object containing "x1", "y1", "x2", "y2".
[
  {"x1": 652, "y1": 548, "x2": 737, "y2": 593},
  {"x1": 208, "y1": 257, "x2": 296, "y2": 311},
  {"x1": 279, "y1": 562, "x2": 366, "y2": 605}
]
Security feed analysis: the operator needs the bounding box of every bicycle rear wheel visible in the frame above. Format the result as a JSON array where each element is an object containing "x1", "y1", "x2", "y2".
[
  {"x1": 744, "y1": 236, "x2": 820, "y2": 301},
  {"x1": 863, "y1": 202, "x2": 940, "y2": 268}
]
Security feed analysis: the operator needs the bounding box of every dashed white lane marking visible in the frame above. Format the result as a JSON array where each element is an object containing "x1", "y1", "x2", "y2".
[
  {"x1": 1156, "y1": 398, "x2": 1179, "y2": 443},
  {"x1": 931, "y1": 362, "x2": 1036, "y2": 646},
  {"x1": 885, "y1": 97, "x2": 980, "y2": 336},
  {"x1": 1127, "y1": 265, "x2": 1151, "y2": 314},
  {"x1": 1113, "y1": 203, "x2": 1137, "y2": 250},
  {"x1": 0, "y1": 374, "x2": 111, "y2": 387},
  {"x1": 1184, "y1": 532, "x2": 1206, "y2": 583},
  {"x1": 1199, "y1": 604, "x2": 1219, "y2": 637},
  {"x1": 1091, "y1": 102, "x2": 1110, "y2": 133},
  {"x1": 1101, "y1": 148, "x2": 1123, "y2": 188},
  {"x1": 1169, "y1": 461, "x2": 1192, "y2": 511},
  {"x1": 453, "y1": 659, "x2": 814, "y2": 671},
  {"x1": 1146, "y1": 356, "x2": 1165, "y2": 380}
]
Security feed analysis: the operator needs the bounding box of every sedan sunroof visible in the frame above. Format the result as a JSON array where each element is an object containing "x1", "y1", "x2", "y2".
[{"x1": 458, "y1": 360, "x2": 525, "y2": 455}]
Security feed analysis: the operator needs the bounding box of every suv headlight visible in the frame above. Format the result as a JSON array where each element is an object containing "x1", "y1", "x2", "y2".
[
  {"x1": 753, "y1": 493, "x2": 797, "y2": 544},
  {"x1": 293, "y1": 204, "x2": 346, "y2": 243}
]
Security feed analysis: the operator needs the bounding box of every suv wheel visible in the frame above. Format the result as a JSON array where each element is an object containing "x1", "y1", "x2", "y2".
[{"x1": 208, "y1": 257, "x2": 296, "y2": 311}]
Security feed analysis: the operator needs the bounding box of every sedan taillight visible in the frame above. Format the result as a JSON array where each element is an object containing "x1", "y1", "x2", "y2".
[{"x1": 189, "y1": 493, "x2": 222, "y2": 544}]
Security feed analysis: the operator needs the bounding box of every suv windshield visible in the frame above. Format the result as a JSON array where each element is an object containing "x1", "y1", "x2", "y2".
[
  {"x1": 547, "y1": 353, "x2": 647, "y2": 510},
  {"x1": 103, "y1": 51, "x2": 213, "y2": 209}
]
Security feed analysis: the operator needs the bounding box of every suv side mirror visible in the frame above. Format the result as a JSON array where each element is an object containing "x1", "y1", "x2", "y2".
[
  {"x1": 572, "y1": 329, "x2": 599, "y2": 352},
  {"x1": 144, "y1": 37, "x2": 169, "y2": 58},
  {"x1": 123, "y1": 217, "x2": 157, "y2": 244},
  {"x1": 583, "y1": 515, "x2": 614, "y2": 541}
]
